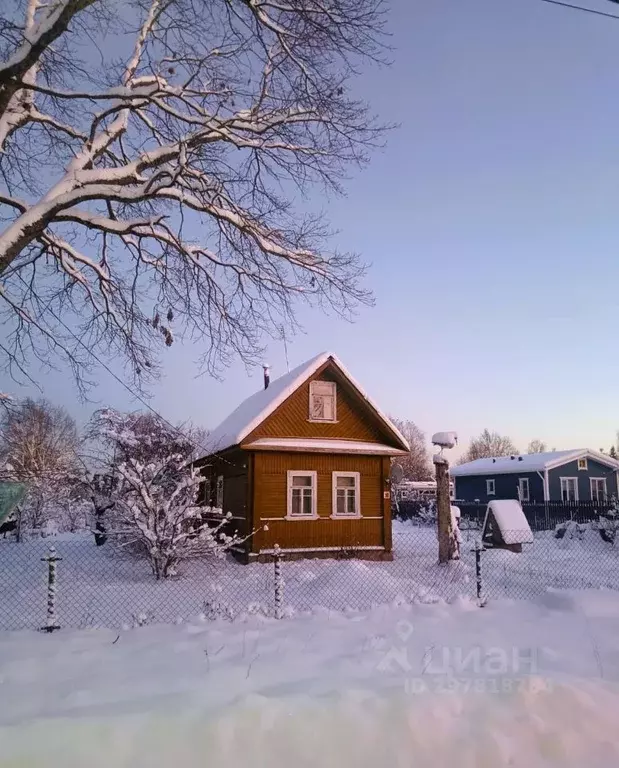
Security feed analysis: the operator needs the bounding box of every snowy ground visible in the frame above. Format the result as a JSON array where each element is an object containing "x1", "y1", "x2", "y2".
[
  {"x1": 2, "y1": 589, "x2": 619, "y2": 766},
  {"x1": 1, "y1": 521, "x2": 618, "y2": 630}
]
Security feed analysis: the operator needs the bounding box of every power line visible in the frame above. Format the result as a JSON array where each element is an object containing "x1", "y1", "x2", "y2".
[
  {"x1": 540, "y1": 0, "x2": 619, "y2": 20},
  {"x1": 38, "y1": 305, "x2": 237, "y2": 467}
]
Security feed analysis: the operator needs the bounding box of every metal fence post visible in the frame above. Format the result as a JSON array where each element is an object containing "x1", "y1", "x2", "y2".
[
  {"x1": 474, "y1": 540, "x2": 484, "y2": 606},
  {"x1": 273, "y1": 544, "x2": 284, "y2": 619},
  {"x1": 41, "y1": 545, "x2": 62, "y2": 632}
]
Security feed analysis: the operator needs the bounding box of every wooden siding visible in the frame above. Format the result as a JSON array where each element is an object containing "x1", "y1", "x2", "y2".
[
  {"x1": 251, "y1": 451, "x2": 386, "y2": 552},
  {"x1": 199, "y1": 449, "x2": 249, "y2": 536},
  {"x1": 244, "y1": 363, "x2": 397, "y2": 446}
]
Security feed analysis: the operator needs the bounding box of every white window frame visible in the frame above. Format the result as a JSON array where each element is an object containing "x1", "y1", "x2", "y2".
[
  {"x1": 578, "y1": 458, "x2": 588, "y2": 471},
  {"x1": 286, "y1": 470, "x2": 318, "y2": 520},
  {"x1": 486, "y1": 479, "x2": 495, "y2": 496},
  {"x1": 590, "y1": 477, "x2": 607, "y2": 502},
  {"x1": 216, "y1": 475, "x2": 224, "y2": 508},
  {"x1": 518, "y1": 477, "x2": 530, "y2": 503},
  {"x1": 560, "y1": 477, "x2": 579, "y2": 502},
  {"x1": 308, "y1": 380, "x2": 337, "y2": 422},
  {"x1": 331, "y1": 471, "x2": 361, "y2": 518}
]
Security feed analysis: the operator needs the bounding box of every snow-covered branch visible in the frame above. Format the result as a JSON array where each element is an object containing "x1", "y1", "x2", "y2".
[{"x1": 0, "y1": 0, "x2": 386, "y2": 387}]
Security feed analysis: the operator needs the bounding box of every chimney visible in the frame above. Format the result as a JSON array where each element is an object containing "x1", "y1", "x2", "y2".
[{"x1": 263, "y1": 363, "x2": 270, "y2": 390}]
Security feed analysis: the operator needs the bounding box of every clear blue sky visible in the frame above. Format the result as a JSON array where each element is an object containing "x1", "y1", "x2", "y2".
[{"x1": 2, "y1": 0, "x2": 619, "y2": 455}]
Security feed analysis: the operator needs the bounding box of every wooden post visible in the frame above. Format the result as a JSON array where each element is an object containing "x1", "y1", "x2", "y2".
[
  {"x1": 434, "y1": 453, "x2": 454, "y2": 564},
  {"x1": 15, "y1": 504, "x2": 22, "y2": 543}
]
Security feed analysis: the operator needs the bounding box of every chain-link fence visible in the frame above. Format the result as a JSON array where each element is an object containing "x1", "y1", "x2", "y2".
[{"x1": 1, "y1": 517, "x2": 618, "y2": 631}]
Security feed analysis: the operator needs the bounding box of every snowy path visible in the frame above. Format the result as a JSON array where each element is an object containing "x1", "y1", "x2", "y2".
[{"x1": 2, "y1": 590, "x2": 619, "y2": 766}]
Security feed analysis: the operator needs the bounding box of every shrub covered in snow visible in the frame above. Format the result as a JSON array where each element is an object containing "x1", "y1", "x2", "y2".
[
  {"x1": 90, "y1": 408, "x2": 241, "y2": 579},
  {"x1": 597, "y1": 499, "x2": 619, "y2": 546}
]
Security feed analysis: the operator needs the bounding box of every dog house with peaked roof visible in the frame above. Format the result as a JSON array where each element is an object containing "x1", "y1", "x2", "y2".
[{"x1": 481, "y1": 499, "x2": 534, "y2": 553}]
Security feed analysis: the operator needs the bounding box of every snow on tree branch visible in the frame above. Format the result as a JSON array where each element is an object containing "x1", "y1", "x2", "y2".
[
  {"x1": 0, "y1": 0, "x2": 387, "y2": 389},
  {"x1": 87, "y1": 407, "x2": 240, "y2": 579}
]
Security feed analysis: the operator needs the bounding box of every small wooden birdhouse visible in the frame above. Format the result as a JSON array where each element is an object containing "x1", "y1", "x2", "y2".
[{"x1": 481, "y1": 500, "x2": 533, "y2": 553}]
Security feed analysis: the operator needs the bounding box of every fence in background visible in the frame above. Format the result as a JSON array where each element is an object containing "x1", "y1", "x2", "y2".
[
  {"x1": 396, "y1": 498, "x2": 616, "y2": 531},
  {"x1": 1, "y1": 515, "x2": 618, "y2": 631}
]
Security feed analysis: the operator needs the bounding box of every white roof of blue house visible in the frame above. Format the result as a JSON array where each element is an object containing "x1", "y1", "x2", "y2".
[{"x1": 451, "y1": 449, "x2": 619, "y2": 477}]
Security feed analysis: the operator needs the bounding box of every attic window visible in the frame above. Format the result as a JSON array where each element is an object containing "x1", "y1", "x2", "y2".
[
  {"x1": 309, "y1": 380, "x2": 336, "y2": 422},
  {"x1": 578, "y1": 458, "x2": 588, "y2": 471}
]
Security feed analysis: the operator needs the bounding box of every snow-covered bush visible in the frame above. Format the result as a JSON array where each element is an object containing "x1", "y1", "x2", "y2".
[
  {"x1": 555, "y1": 521, "x2": 587, "y2": 541},
  {"x1": 112, "y1": 455, "x2": 245, "y2": 579},
  {"x1": 89, "y1": 408, "x2": 240, "y2": 579},
  {"x1": 597, "y1": 499, "x2": 619, "y2": 546}
]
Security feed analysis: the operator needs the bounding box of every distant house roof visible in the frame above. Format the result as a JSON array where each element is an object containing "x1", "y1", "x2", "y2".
[
  {"x1": 451, "y1": 449, "x2": 619, "y2": 477},
  {"x1": 204, "y1": 352, "x2": 410, "y2": 455}
]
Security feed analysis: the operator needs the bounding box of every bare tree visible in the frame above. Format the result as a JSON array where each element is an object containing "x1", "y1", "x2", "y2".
[
  {"x1": 459, "y1": 429, "x2": 518, "y2": 463},
  {"x1": 390, "y1": 417, "x2": 432, "y2": 481},
  {"x1": 527, "y1": 439, "x2": 547, "y2": 454},
  {"x1": 0, "y1": 396, "x2": 79, "y2": 478},
  {"x1": 0, "y1": 397, "x2": 80, "y2": 528},
  {"x1": 0, "y1": 0, "x2": 387, "y2": 391}
]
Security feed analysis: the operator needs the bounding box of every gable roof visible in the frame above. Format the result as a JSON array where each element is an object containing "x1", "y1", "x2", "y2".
[
  {"x1": 451, "y1": 449, "x2": 619, "y2": 477},
  {"x1": 204, "y1": 352, "x2": 410, "y2": 454}
]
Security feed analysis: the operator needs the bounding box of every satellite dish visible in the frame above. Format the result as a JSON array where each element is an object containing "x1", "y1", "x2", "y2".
[{"x1": 391, "y1": 463, "x2": 404, "y2": 484}]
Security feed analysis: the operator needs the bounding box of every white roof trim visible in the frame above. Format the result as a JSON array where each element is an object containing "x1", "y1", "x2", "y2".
[
  {"x1": 204, "y1": 352, "x2": 410, "y2": 455},
  {"x1": 244, "y1": 438, "x2": 408, "y2": 456}
]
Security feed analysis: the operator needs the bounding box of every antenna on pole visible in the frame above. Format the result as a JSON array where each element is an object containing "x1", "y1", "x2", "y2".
[{"x1": 281, "y1": 325, "x2": 290, "y2": 373}]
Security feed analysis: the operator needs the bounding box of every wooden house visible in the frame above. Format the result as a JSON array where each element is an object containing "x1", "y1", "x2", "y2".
[{"x1": 195, "y1": 352, "x2": 410, "y2": 561}]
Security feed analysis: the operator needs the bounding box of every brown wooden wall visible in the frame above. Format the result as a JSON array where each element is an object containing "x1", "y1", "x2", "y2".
[
  {"x1": 199, "y1": 449, "x2": 249, "y2": 537},
  {"x1": 244, "y1": 365, "x2": 395, "y2": 445},
  {"x1": 250, "y1": 451, "x2": 388, "y2": 552}
]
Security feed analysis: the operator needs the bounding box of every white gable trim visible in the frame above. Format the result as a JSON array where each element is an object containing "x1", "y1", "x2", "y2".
[{"x1": 545, "y1": 449, "x2": 619, "y2": 472}]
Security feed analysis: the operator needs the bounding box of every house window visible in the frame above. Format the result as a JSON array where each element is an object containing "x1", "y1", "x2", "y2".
[
  {"x1": 560, "y1": 477, "x2": 578, "y2": 502},
  {"x1": 201, "y1": 477, "x2": 212, "y2": 505},
  {"x1": 578, "y1": 458, "x2": 588, "y2": 471},
  {"x1": 590, "y1": 478, "x2": 607, "y2": 502},
  {"x1": 518, "y1": 477, "x2": 530, "y2": 503},
  {"x1": 486, "y1": 479, "x2": 495, "y2": 496},
  {"x1": 332, "y1": 472, "x2": 360, "y2": 517},
  {"x1": 287, "y1": 471, "x2": 318, "y2": 518},
  {"x1": 309, "y1": 380, "x2": 336, "y2": 422},
  {"x1": 216, "y1": 475, "x2": 224, "y2": 508}
]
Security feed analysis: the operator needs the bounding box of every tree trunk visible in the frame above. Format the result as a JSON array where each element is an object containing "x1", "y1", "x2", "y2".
[
  {"x1": 16, "y1": 505, "x2": 22, "y2": 543},
  {"x1": 435, "y1": 455, "x2": 455, "y2": 564}
]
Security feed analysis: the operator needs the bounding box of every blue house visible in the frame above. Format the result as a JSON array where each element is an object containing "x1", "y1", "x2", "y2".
[{"x1": 451, "y1": 450, "x2": 619, "y2": 504}]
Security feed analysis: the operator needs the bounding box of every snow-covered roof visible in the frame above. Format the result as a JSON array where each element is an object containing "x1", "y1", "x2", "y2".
[
  {"x1": 484, "y1": 500, "x2": 534, "y2": 545},
  {"x1": 244, "y1": 438, "x2": 408, "y2": 455},
  {"x1": 451, "y1": 449, "x2": 619, "y2": 477},
  {"x1": 204, "y1": 352, "x2": 410, "y2": 455}
]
